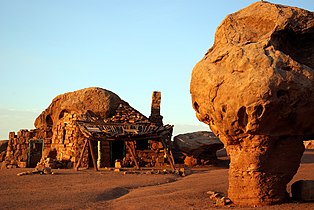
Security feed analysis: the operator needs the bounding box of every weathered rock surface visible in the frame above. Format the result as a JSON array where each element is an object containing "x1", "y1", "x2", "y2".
[
  {"x1": 173, "y1": 131, "x2": 223, "y2": 166},
  {"x1": 190, "y1": 2, "x2": 313, "y2": 206},
  {"x1": 35, "y1": 87, "x2": 124, "y2": 129}
]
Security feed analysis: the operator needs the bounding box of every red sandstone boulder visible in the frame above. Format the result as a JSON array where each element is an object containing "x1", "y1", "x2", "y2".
[
  {"x1": 190, "y1": 2, "x2": 313, "y2": 206},
  {"x1": 35, "y1": 87, "x2": 124, "y2": 129},
  {"x1": 173, "y1": 131, "x2": 223, "y2": 166}
]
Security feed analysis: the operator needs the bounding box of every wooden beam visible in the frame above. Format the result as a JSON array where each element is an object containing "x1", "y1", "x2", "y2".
[
  {"x1": 161, "y1": 138, "x2": 176, "y2": 172},
  {"x1": 97, "y1": 140, "x2": 101, "y2": 169},
  {"x1": 88, "y1": 139, "x2": 98, "y2": 171},
  {"x1": 125, "y1": 141, "x2": 140, "y2": 170},
  {"x1": 75, "y1": 139, "x2": 88, "y2": 171}
]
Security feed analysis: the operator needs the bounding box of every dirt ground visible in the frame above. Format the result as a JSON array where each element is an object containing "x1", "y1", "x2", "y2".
[{"x1": 0, "y1": 150, "x2": 313, "y2": 210}]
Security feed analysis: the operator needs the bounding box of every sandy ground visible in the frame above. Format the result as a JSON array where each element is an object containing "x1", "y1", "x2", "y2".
[{"x1": 0, "y1": 150, "x2": 313, "y2": 210}]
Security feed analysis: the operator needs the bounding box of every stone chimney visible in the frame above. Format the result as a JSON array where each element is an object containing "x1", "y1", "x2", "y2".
[{"x1": 149, "y1": 91, "x2": 163, "y2": 126}]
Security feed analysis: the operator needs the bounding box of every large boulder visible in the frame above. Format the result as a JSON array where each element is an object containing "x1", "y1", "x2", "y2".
[
  {"x1": 190, "y1": 2, "x2": 313, "y2": 206},
  {"x1": 35, "y1": 87, "x2": 124, "y2": 129},
  {"x1": 173, "y1": 131, "x2": 223, "y2": 166}
]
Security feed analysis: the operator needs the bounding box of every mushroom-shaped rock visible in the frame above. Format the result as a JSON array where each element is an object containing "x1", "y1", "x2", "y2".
[
  {"x1": 35, "y1": 87, "x2": 123, "y2": 129},
  {"x1": 190, "y1": 2, "x2": 314, "y2": 206}
]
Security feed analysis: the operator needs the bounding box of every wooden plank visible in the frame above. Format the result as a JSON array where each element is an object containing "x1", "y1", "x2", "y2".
[
  {"x1": 88, "y1": 139, "x2": 98, "y2": 171},
  {"x1": 161, "y1": 139, "x2": 176, "y2": 172},
  {"x1": 125, "y1": 141, "x2": 140, "y2": 170},
  {"x1": 75, "y1": 139, "x2": 88, "y2": 171}
]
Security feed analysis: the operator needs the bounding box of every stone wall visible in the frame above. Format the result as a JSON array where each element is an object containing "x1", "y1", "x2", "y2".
[
  {"x1": 2, "y1": 111, "x2": 91, "y2": 169},
  {"x1": 50, "y1": 111, "x2": 84, "y2": 168},
  {"x1": 136, "y1": 141, "x2": 165, "y2": 167},
  {"x1": 2, "y1": 128, "x2": 52, "y2": 168},
  {"x1": 48, "y1": 111, "x2": 97, "y2": 168},
  {"x1": 0, "y1": 140, "x2": 8, "y2": 162},
  {"x1": 2, "y1": 112, "x2": 169, "y2": 169}
]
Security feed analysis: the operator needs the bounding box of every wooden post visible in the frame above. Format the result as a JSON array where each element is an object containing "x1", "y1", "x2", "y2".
[
  {"x1": 161, "y1": 139, "x2": 176, "y2": 172},
  {"x1": 75, "y1": 139, "x2": 88, "y2": 171},
  {"x1": 88, "y1": 139, "x2": 98, "y2": 171},
  {"x1": 97, "y1": 140, "x2": 101, "y2": 169},
  {"x1": 125, "y1": 141, "x2": 140, "y2": 170}
]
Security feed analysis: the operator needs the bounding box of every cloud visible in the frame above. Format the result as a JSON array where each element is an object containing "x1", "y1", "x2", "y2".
[{"x1": 172, "y1": 123, "x2": 210, "y2": 137}]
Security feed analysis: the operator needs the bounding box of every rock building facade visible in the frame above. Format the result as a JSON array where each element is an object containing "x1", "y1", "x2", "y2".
[{"x1": 2, "y1": 88, "x2": 174, "y2": 170}]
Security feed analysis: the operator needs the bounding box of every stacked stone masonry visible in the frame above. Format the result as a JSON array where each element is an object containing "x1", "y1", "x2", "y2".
[{"x1": 1, "y1": 87, "x2": 173, "y2": 170}]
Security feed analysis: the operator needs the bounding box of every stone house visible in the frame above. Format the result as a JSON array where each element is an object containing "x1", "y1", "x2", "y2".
[{"x1": 2, "y1": 88, "x2": 174, "y2": 170}]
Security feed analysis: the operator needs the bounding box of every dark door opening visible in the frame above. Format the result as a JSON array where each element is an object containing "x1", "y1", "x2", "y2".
[
  {"x1": 28, "y1": 140, "x2": 43, "y2": 167},
  {"x1": 110, "y1": 141, "x2": 125, "y2": 167}
]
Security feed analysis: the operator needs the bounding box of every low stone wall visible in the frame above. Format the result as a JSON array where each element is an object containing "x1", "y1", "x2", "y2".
[{"x1": 2, "y1": 129, "x2": 51, "y2": 168}]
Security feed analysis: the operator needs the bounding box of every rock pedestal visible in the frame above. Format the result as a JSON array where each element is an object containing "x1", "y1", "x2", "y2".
[
  {"x1": 190, "y1": 2, "x2": 313, "y2": 206},
  {"x1": 227, "y1": 136, "x2": 304, "y2": 205}
]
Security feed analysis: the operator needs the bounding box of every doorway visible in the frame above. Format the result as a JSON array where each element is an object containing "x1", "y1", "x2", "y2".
[
  {"x1": 28, "y1": 139, "x2": 43, "y2": 167},
  {"x1": 110, "y1": 141, "x2": 125, "y2": 167}
]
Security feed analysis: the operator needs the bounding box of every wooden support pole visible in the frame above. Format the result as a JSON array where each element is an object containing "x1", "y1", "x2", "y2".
[
  {"x1": 125, "y1": 141, "x2": 140, "y2": 170},
  {"x1": 88, "y1": 139, "x2": 98, "y2": 171},
  {"x1": 75, "y1": 139, "x2": 88, "y2": 171},
  {"x1": 161, "y1": 139, "x2": 176, "y2": 172},
  {"x1": 97, "y1": 140, "x2": 101, "y2": 169}
]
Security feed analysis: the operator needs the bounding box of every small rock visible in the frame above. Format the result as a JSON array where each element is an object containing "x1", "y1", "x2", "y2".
[
  {"x1": 207, "y1": 191, "x2": 232, "y2": 206},
  {"x1": 43, "y1": 167, "x2": 52, "y2": 174}
]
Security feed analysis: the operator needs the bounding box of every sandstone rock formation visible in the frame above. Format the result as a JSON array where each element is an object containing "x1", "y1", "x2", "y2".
[
  {"x1": 35, "y1": 87, "x2": 124, "y2": 129},
  {"x1": 190, "y1": 2, "x2": 314, "y2": 206},
  {"x1": 173, "y1": 131, "x2": 223, "y2": 166},
  {"x1": 2, "y1": 88, "x2": 124, "y2": 169}
]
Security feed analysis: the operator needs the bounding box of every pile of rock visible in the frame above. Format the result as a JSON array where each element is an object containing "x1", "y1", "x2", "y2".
[
  {"x1": 17, "y1": 168, "x2": 54, "y2": 176},
  {"x1": 115, "y1": 167, "x2": 189, "y2": 177},
  {"x1": 207, "y1": 191, "x2": 232, "y2": 206},
  {"x1": 15, "y1": 157, "x2": 60, "y2": 176},
  {"x1": 104, "y1": 103, "x2": 151, "y2": 124},
  {"x1": 172, "y1": 131, "x2": 224, "y2": 167},
  {"x1": 36, "y1": 157, "x2": 65, "y2": 169}
]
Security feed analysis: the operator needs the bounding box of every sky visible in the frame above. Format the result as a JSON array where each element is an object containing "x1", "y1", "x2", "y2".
[{"x1": 0, "y1": 0, "x2": 313, "y2": 140}]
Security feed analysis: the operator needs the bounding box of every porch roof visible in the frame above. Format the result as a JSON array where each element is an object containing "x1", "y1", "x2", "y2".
[{"x1": 76, "y1": 121, "x2": 173, "y2": 141}]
